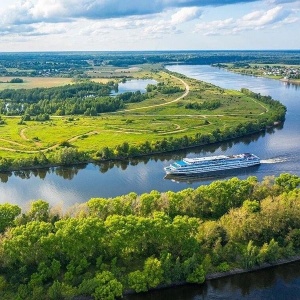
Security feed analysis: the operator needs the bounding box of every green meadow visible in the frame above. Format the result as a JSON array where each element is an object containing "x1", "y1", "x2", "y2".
[{"x1": 0, "y1": 68, "x2": 277, "y2": 165}]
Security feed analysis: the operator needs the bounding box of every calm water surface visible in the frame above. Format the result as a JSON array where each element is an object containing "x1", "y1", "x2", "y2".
[
  {"x1": 111, "y1": 79, "x2": 157, "y2": 95},
  {"x1": 1, "y1": 65, "x2": 300, "y2": 210},
  {"x1": 125, "y1": 261, "x2": 300, "y2": 300}
]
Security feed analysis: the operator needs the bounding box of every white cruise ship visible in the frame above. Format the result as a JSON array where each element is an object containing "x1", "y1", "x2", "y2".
[{"x1": 164, "y1": 153, "x2": 260, "y2": 175}]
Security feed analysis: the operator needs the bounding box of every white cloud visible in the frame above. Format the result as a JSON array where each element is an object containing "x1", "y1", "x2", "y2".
[
  {"x1": 238, "y1": 6, "x2": 290, "y2": 28},
  {"x1": 0, "y1": 0, "x2": 257, "y2": 27},
  {"x1": 195, "y1": 5, "x2": 299, "y2": 35},
  {"x1": 0, "y1": 0, "x2": 298, "y2": 49},
  {"x1": 171, "y1": 7, "x2": 202, "y2": 24},
  {"x1": 195, "y1": 18, "x2": 234, "y2": 35}
]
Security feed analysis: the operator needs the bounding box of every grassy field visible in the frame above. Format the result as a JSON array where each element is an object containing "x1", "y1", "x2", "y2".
[
  {"x1": 0, "y1": 76, "x2": 116, "y2": 90},
  {"x1": 0, "y1": 77, "x2": 75, "y2": 90},
  {"x1": 0, "y1": 68, "x2": 272, "y2": 162}
]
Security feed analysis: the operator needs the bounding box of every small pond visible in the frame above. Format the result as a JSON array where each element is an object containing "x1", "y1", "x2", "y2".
[{"x1": 111, "y1": 79, "x2": 157, "y2": 95}]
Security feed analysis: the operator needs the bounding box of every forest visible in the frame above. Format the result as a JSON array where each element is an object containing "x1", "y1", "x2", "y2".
[
  {"x1": 0, "y1": 51, "x2": 299, "y2": 77},
  {"x1": 0, "y1": 173, "x2": 300, "y2": 299}
]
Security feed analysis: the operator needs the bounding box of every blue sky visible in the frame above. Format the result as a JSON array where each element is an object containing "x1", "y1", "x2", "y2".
[{"x1": 0, "y1": 0, "x2": 299, "y2": 51}]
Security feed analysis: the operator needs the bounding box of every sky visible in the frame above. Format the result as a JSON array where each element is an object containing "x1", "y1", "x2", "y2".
[{"x1": 0, "y1": 0, "x2": 299, "y2": 51}]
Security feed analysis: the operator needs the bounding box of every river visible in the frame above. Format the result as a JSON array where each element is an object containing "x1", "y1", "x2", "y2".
[{"x1": 1, "y1": 65, "x2": 299, "y2": 210}]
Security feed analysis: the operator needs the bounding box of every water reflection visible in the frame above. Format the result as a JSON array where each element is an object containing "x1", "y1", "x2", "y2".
[
  {"x1": 124, "y1": 261, "x2": 300, "y2": 300},
  {"x1": 0, "y1": 128, "x2": 280, "y2": 183}
]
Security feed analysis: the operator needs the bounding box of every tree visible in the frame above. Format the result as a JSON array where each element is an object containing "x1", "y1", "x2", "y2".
[
  {"x1": 54, "y1": 147, "x2": 83, "y2": 165},
  {"x1": 242, "y1": 240, "x2": 259, "y2": 269},
  {"x1": 10, "y1": 78, "x2": 23, "y2": 83},
  {"x1": 47, "y1": 280, "x2": 76, "y2": 300},
  {"x1": 258, "y1": 239, "x2": 281, "y2": 264},
  {"x1": 92, "y1": 271, "x2": 123, "y2": 300},
  {"x1": 143, "y1": 257, "x2": 163, "y2": 289},
  {"x1": 243, "y1": 200, "x2": 260, "y2": 213},
  {"x1": 0, "y1": 203, "x2": 21, "y2": 232},
  {"x1": 27, "y1": 200, "x2": 50, "y2": 222},
  {"x1": 275, "y1": 173, "x2": 300, "y2": 193},
  {"x1": 186, "y1": 264, "x2": 205, "y2": 284},
  {"x1": 128, "y1": 270, "x2": 148, "y2": 293}
]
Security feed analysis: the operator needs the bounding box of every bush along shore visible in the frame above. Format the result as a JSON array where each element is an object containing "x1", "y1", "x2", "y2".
[{"x1": 0, "y1": 173, "x2": 300, "y2": 299}]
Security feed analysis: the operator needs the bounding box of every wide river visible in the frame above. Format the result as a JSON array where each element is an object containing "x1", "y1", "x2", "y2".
[
  {"x1": 1, "y1": 65, "x2": 300, "y2": 298},
  {"x1": 1, "y1": 65, "x2": 299, "y2": 210}
]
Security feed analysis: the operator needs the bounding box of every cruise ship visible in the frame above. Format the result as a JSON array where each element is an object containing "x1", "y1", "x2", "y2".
[{"x1": 164, "y1": 153, "x2": 260, "y2": 175}]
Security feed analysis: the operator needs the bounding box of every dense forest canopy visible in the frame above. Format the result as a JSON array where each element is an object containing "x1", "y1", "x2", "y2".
[
  {"x1": 0, "y1": 174, "x2": 300, "y2": 299},
  {"x1": 0, "y1": 81, "x2": 151, "y2": 116},
  {"x1": 0, "y1": 51, "x2": 299, "y2": 77}
]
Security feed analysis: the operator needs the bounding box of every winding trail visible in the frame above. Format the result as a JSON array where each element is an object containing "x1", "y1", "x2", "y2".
[{"x1": 20, "y1": 128, "x2": 30, "y2": 141}]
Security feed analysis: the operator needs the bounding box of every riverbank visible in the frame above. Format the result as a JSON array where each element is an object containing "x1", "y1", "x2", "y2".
[
  {"x1": 280, "y1": 78, "x2": 300, "y2": 85},
  {"x1": 126, "y1": 255, "x2": 300, "y2": 300},
  {"x1": 206, "y1": 254, "x2": 300, "y2": 280},
  {"x1": 122, "y1": 254, "x2": 300, "y2": 298},
  {"x1": 213, "y1": 65, "x2": 300, "y2": 85},
  {"x1": 0, "y1": 124, "x2": 271, "y2": 173}
]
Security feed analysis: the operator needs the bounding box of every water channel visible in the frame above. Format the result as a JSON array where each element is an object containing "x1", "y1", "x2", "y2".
[
  {"x1": 1, "y1": 65, "x2": 299, "y2": 210},
  {"x1": 1, "y1": 65, "x2": 300, "y2": 298}
]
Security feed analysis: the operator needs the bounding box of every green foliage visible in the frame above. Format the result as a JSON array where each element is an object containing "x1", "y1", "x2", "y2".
[
  {"x1": 258, "y1": 239, "x2": 281, "y2": 264},
  {"x1": 128, "y1": 270, "x2": 148, "y2": 293},
  {"x1": 53, "y1": 147, "x2": 84, "y2": 165},
  {"x1": 92, "y1": 271, "x2": 123, "y2": 300},
  {"x1": 0, "y1": 203, "x2": 21, "y2": 232},
  {"x1": 216, "y1": 262, "x2": 230, "y2": 272},
  {"x1": 243, "y1": 200, "x2": 260, "y2": 213},
  {"x1": 143, "y1": 257, "x2": 163, "y2": 289},
  {"x1": 275, "y1": 173, "x2": 300, "y2": 193},
  {"x1": 10, "y1": 78, "x2": 24, "y2": 83},
  {"x1": 185, "y1": 100, "x2": 221, "y2": 111},
  {"x1": 0, "y1": 175, "x2": 299, "y2": 298},
  {"x1": 241, "y1": 240, "x2": 259, "y2": 269},
  {"x1": 47, "y1": 281, "x2": 76, "y2": 300},
  {"x1": 27, "y1": 200, "x2": 50, "y2": 222},
  {"x1": 186, "y1": 264, "x2": 206, "y2": 283}
]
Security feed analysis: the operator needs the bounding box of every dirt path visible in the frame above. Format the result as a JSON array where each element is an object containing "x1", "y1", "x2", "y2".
[
  {"x1": 0, "y1": 138, "x2": 27, "y2": 147},
  {"x1": 20, "y1": 128, "x2": 30, "y2": 141}
]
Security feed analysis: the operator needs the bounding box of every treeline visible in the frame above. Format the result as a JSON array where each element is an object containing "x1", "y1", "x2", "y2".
[
  {"x1": 115, "y1": 90, "x2": 148, "y2": 103},
  {"x1": 0, "y1": 81, "x2": 116, "y2": 103},
  {"x1": 0, "y1": 83, "x2": 152, "y2": 117},
  {"x1": 0, "y1": 82, "x2": 126, "y2": 116},
  {"x1": 185, "y1": 100, "x2": 221, "y2": 111},
  {"x1": 21, "y1": 96, "x2": 125, "y2": 117},
  {"x1": 147, "y1": 82, "x2": 183, "y2": 94},
  {"x1": 0, "y1": 148, "x2": 89, "y2": 172},
  {"x1": 0, "y1": 174, "x2": 300, "y2": 299}
]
